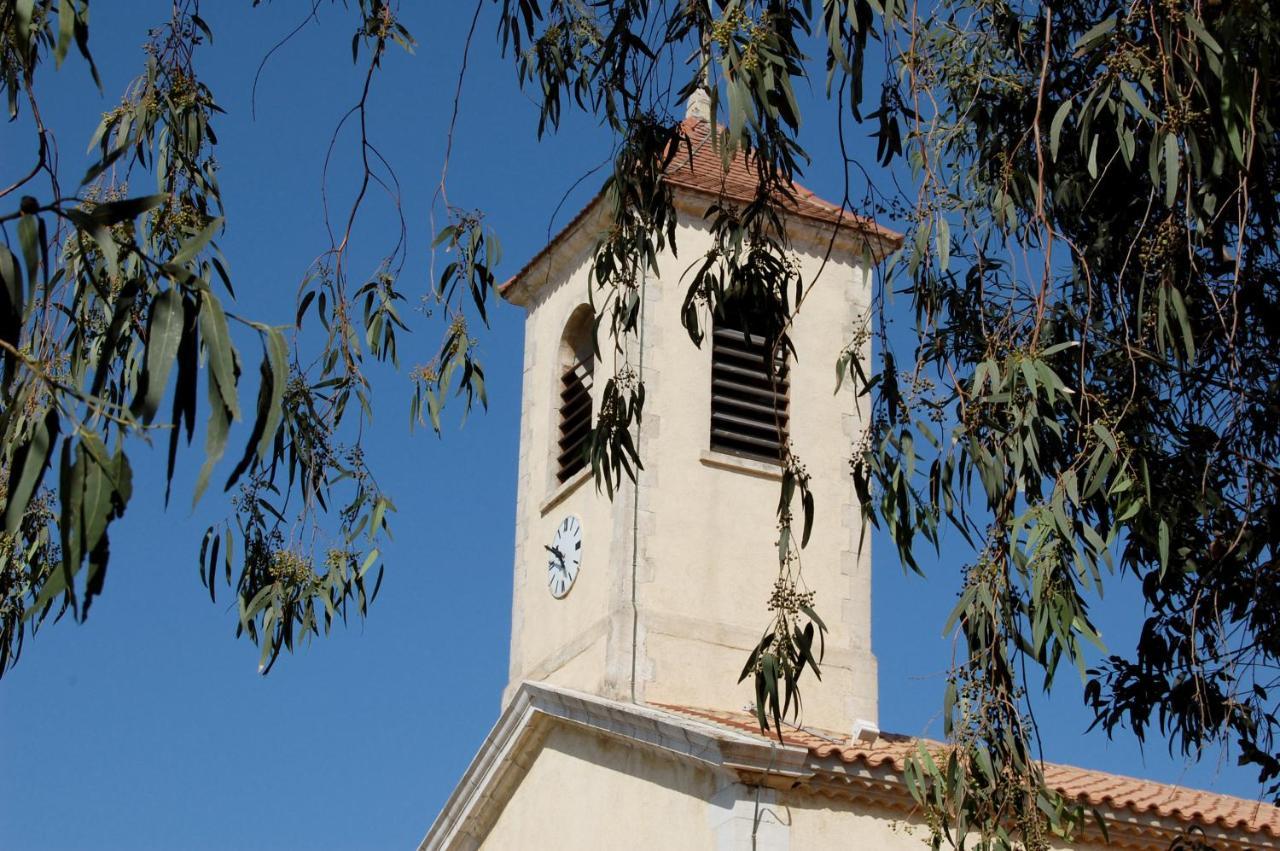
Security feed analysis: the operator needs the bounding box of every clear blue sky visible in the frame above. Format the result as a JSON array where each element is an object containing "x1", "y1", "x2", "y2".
[{"x1": 0, "y1": 4, "x2": 1262, "y2": 849}]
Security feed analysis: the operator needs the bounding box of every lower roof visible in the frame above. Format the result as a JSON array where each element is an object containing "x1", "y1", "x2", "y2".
[
  {"x1": 423, "y1": 681, "x2": 1280, "y2": 850},
  {"x1": 663, "y1": 703, "x2": 1280, "y2": 844}
]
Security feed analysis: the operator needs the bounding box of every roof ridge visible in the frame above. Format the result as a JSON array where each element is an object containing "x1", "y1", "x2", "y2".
[{"x1": 499, "y1": 118, "x2": 901, "y2": 303}]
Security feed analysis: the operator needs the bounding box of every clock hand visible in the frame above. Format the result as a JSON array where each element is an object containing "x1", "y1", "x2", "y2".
[{"x1": 544, "y1": 544, "x2": 566, "y2": 571}]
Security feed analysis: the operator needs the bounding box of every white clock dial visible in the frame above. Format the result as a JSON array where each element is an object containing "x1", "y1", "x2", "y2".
[{"x1": 546, "y1": 515, "x2": 582, "y2": 599}]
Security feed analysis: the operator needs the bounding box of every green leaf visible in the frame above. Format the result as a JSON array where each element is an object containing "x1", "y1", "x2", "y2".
[
  {"x1": 1118, "y1": 80, "x2": 1157, "y2": 123},
  {"x1": 64, "y1": 209, "x2": 117, "y2": 274},
  {"x1": 1073, "y1": 17, "x2": 1116, "y2": 55},
  {"x1": 1166, "y1": 286, "x2": 1196, "y2": 362},
  {"x1": 57, "y1": 439, "x2": 84, "y2": 595},
  {"x1": 1049, "y1": 99, "x2": 1072, "y2": 161},
  {"x1": 1184, "y1": 14, "x2": 1222, "y2": 53},
  {"x1": 1163, "y1": 133, "x2": 1180, "y2": 207},
  {"x1": 192, "y1": 373, "x2": 232, "y2": 507},
  {"x1": 198, "y1": 292, "x2": 240, "y2": 420},
  {"x1": 935, "y1": 215, "x2": 950, "y2": 273},
  {"x1": 170, "y1": 216, "x2": 223, "y2": 267},
  {"x1": 17, "y1": 213, "x2": 42, "y2": 291},
  {"x1": 1157, "y1": 519, "x2": 1171, "y2": 576},
  {"x1": 3, "y1": 407, "x2": 60, "y2": 536},
  {"x1": 14, "y1": 0, "x2": 35, "y2": 60},
  {"x1": 165, "y1": 296, "x2": 199, "y2": 504},
  {"x1": 82, "y1": 527, "x2": 110, "y2": 619},
  {"x1": 1091, "y1": 422, "x2": 1118, "y2": 454},
  {"x1": 136, "y1": 289, "x2": 185, "y2": 423},
  {"x1": 55, "y1": 0, "x2": 75, "y2": 67},
  {"x1": 85, "y1": 194, "x2": 167, "y2": 226},
  {"x1": 79, "y1": 441, "x2": 113, "y2": 555},
  {"x1": 224, "y1": 326, "x2": 288, "y2": 490}
]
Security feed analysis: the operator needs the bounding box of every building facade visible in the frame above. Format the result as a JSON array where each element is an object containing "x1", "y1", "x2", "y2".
[{"x1": 421, "y1": 110, "x2": 1280, "y2": 850}]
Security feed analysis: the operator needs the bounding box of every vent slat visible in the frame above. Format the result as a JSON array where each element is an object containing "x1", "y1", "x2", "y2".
[
  {"x1": 559, "y1": 414, "x2": 591, "y2": 447},
  {"x1": 713, "y1": 326, "x2": 774, "y2": 349},
  {"x1": 560, "y1": 379, "x2": 592, "y2": 403},
  {"x1": 712, "y1": 361, "x2": 789, "y2": 387},
  {"x1": 563, "y1": 391, "x2": 591, "y2": 417},
  {"x1": 715, "y1": 348, "x2": 786, "y2": 373},
  {"x1": 710, "y1": 428, "x2": 785, "y2": 454},
  {"x1": 711, "y1": 377, "x2": 788, "y2": 405},
  {"x1": 712, "y1": 393, "x2": 789, "y2": 421},
  {"x1": 711, "y1": 412, "x2": 778, "y2": 437},
  {"x1": 557, "y1": 434, "x2": 590, "y2": 468}
]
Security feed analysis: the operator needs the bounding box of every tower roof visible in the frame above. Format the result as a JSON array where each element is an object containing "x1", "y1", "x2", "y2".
[
  {"x1": 499, "y1": 116, "x2": 902, "y2": 306},
  {"x1": 664, "y1": 117, "x2": 897, "y2": 234}
]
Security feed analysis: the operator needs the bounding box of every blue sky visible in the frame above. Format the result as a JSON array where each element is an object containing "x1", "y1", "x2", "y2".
[{"x1": 0, "y1": 3, "x2": 1263, "y2": 849}]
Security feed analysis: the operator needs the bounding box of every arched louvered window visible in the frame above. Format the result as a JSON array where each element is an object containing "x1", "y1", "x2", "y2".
[
  {"x1": 710, "y1": 312, "x2": 788, "y2": 463},
  {"x1": 556, "y1": 307, "x2": 594, "y2": 483}
]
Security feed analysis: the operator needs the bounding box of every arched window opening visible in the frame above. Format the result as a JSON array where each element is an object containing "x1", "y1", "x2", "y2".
[
  {"x1": 556, "y1": 307, "x2": 595, "y2": 483},
  {"x1": 710, "y1": 308, "x2": 789, "y2": 463}
]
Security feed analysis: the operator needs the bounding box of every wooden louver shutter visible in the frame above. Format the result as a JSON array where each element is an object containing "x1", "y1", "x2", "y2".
[
  {"x1": 557, "y1": 357, "x2": 593, "y2": 482},
  {"x1": 710, "y1": 324, "x2": 788, "y2": 463}
]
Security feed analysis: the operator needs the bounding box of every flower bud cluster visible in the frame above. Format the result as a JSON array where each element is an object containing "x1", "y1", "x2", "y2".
[{"x1": 767, "y1": 575, "x2": 815, "y2": 615}]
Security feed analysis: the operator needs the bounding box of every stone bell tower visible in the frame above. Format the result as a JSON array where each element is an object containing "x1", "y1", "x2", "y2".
[{"x1": 498, "y1": 110, "x2": 900, "y2": 734}]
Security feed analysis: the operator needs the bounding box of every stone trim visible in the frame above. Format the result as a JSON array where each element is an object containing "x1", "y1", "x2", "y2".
[
  {"x1": 698, "y1": 449, "x2": 785, "y2": 481},
  {"x1": 538, "y1": 465, "x2": 591, "y2": 516}
]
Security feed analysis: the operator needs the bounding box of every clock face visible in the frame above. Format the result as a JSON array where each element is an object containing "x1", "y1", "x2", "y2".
[{"x1": 546, "y1": 515, "x2": 583, "y2": 599}]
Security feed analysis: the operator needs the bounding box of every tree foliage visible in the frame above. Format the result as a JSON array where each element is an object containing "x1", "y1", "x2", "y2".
[
  {"x1": 3, "y1": 1, "x2": 1279, "y2": 848},
  {"x1": 0, "y1": 0, "x2": 460, "y2": 677},
  {"x1": 485, "y1": 0, "x2": 1280, "y2": 846}
]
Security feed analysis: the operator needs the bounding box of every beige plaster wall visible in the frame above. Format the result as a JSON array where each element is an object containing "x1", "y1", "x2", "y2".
[
  {"x1": 476, "y1": 726, "x2": 1117, "y2": 851},
  {"x1": 479, "y1": 725, "x2": 719, "y2": 851},
  {"x1": 505, "y1": 225, "x2": 632, "y2": 705},
  {"x1": 632, "y1": 212, "x2": 877, "y2": 732},
  {"x1": 504, "y1": 198, "x2": 879, "y2": 733}
]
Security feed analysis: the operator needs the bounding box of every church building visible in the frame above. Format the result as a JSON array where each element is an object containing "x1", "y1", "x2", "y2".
[{"x1": 420, "y1": 100, "x2": 1280, "y2": 850}]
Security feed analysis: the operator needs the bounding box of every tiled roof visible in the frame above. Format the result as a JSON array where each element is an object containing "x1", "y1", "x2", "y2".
[
  {"x1": 665, "y1": 117, "x2": 899, "y2": 240},
  {"x1": 661, "y1": 704, "x2": 1280, "y2": 840},
  {"x1": 499, "y1": 116, "x2": 901, "y2": 301}
]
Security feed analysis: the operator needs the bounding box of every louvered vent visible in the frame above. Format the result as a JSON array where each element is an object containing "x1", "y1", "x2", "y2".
[
  {"x1": 710, "y1": 324, "x2": 788, "y2": 463},
  {"x1": 557, "y1": 357, "x2": 593, "y2": 482}
]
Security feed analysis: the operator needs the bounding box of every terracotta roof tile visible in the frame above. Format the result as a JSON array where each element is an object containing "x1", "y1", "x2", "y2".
[
  {"x1": 665, "y1": 117, "x2": 899, "y2": 241},
  {"x1": 499, "y1": 117, "x2": 901, "y2": 301},
  {"x1": 657, "y1": 703, "x2": 1280, "y2": 839}
]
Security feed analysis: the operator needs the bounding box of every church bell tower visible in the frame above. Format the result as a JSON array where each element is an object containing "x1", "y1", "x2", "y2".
[{"x1": 498, "y1": 111, "x2": 899, "y2": 735}]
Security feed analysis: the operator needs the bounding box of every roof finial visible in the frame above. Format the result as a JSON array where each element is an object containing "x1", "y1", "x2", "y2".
[
  {"x1": 686, "y1": 86, "x2": 711, "y2": 123},
  {"x1": 686, "y1": 28, "x2": 713, "y2": 124}
]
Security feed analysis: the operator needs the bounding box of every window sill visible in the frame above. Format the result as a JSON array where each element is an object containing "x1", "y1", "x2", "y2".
[
  {"x1": 699, "y1": 449, "x2": 783, "y2": 481},
  {"x1": 540, "y1": 466, "x2": 592, "y2": 516}
]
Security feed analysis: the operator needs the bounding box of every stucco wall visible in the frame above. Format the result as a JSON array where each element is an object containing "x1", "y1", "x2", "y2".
[
  {"x1": 479, "y1": 724, "x2": 719, "y2": 850},
  {"x1": 505, "y1": 223, "x2": 629, "y2": 705},
  {"x1": 476, "y1": 724, "x2": 1117, "y2": 851},
  {"x1": 504, "y1": 197, "x2": 880, "y2": 734},
  {"x1": 632, "y1": 211, "x2": 877, "y2": 732}
]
